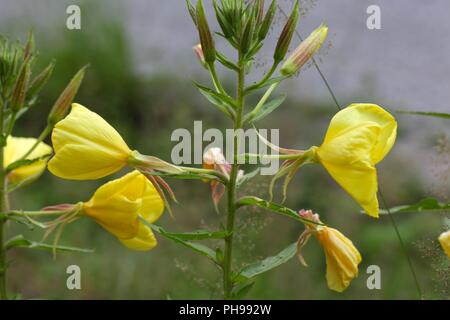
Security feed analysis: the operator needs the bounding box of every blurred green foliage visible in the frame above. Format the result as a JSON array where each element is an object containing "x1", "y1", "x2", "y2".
[{"x1": 2, "y1": 3, "x2": 448, "y2": 300}]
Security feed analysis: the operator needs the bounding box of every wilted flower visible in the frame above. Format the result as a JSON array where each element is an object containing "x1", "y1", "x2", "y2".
[
  {"x1": 315, "y1": 104, "x2": 397, "y2": 217},
  {"x1": 438, "y1": 230, "x2": 450, "y2": 259},
  {"x1": 202, "y1": 147, "x2": 242, "y2": 208},
  {"x1": 281, "y1": 24, "x2": 328, "y2": 76},
  {"x1": 297, "y1": 209, "x2": 362, "y2": 292},
  {"x1": 4, "y1": 136, "x2": 52, "y2": 187},
  {"x1": 81, "y1": 170, "x2": 164, "y2": 250}
]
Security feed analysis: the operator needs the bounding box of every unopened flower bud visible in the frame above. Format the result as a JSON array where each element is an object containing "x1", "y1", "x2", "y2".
[
  {"x1": 47, "y1": 65, "x2": 87, "y2": 126},
  {"x1": 193, "y1": 44, "x2": 207, "y2": 68},
  {"x1": 273, "y1": 0, "x2": 299, "y2": 62},
  {"x1": 23, "y1": 31, "x2": 35, "y2": 61},
  {"x1": 281, "y1": 24, "x2": 328, "y2": 76},
  {"x1": 196, "y1": 0, "x2": 216, "y2": 64},
  {"x1": 27, "y1": 61, "x2": 55, "y2": 101},
  {"x1": 258, "y1": 0, "x2": 276, "y2": 41},
  {"x1": 11, "y1": 58, "x2": 31, "y2": 112}
]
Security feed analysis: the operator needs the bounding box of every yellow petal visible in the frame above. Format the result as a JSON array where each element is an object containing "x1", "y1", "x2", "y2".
[
  {"x1": 323, "y1": 104, "x2": 397, "y2": 164},
  {"x1": 48, "y1": 103, "x2": 131, "y2": 180},
  {"x1": 317, "y1": 227, "x2": 362, "y2": 292},
  {"x1": 119, "y1": 222, "x2": 157, "y2": 251},
  {"x1": 4, "y1": 136, "x2": 52, "y2": 186},
  {"x1": 82, "y1": 171, "x2": 146, "y2": 239},
  {"x1": 317, "y1": 123, "x2": 380, "y2": 217},
  {"x1": 438, "y1": 230, "x2": 450, "y2": 259},
  {"x1": 140, "y1": 179, "x2": 165, "y2": 224},
  {"x1": 82, "y1": 170, "x2": 164, "y2": 244}
]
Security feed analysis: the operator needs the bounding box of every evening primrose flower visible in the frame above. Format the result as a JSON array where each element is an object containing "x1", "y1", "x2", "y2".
[
  {"x1": 438, "y1": 230, "x2": 450, "y2": 259},
  {"x1": 81, "y1": 170, "x2": 164, "y2": 250},
  {"x1": 315, "y1": 104, "x2": 397, "y2": 217},
  {"x1": 4, "y1": 136, "x2": 52, "y2": 187},
  {"x1": 48, "y1": 103, "x2": 182, "y2": 180},
  {"x1": 297, "y1": 209, "x2": 362, "y2": 292},
  {"x1": 48, "y1": 103, "x2": 131, "y2": 180}
]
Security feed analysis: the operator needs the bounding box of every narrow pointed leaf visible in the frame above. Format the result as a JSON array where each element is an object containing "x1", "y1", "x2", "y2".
[
  {"x1": 246, "y1": 94, "x2": 286, "y2": 123},
  {"x1": 379, "y1": 198, "x2": 450, "y2": 214},
  {"x1": 5, "y1": 235, "x2": 93, "y2": 253},
  {"x1": 233, "y1": 242, "x2": 297, "y2": 283}
]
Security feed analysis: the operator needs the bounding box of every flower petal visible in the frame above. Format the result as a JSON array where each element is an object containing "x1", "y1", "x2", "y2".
[
  {"x1": 318, "y1": 124, "x2": 380, "y2": 217},
  {"x1": 317, "y1": 227, "x2": 362, "y2": 292},
  {"x1": 48, "y1": 103, "x2": 131, "y2": 180},
  {"x1": 5, "y1": 136, "x2": 52, "y2": 186},
  {"x1": 323, "y1": 104, "x2": 397, "y2": 164},
  {"x1": 119, "y1": 222, "x2": 157, "y2": 251}
]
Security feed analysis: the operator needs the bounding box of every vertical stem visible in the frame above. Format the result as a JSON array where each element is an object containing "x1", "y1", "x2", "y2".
[
  {"x1": 223, "y1": 52, "x2": 245, "y2": 299},
  {"x1": 0, "y1": 100, "x2": 7, "y2": 300}
]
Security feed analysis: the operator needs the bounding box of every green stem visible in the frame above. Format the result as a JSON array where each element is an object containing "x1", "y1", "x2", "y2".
[
  {"x1": 4, "y1": 210, "x2": 69, "y2": 217},
  {"x1": 208, "y1": 62, "x2": 228, "y2": 97},
  {"x1": 245, "y1": 82, "x2": 280, "y2": 123},
  {"x1": 245, "y1": 61, "x2": 279, "y2": 93},
  {"x1": 0, "y1": 102, "x2": 7, "y2": 300},
  {"x1": 19, "y1": 124, "x2": 52, "y2": 161},
  {"x1": 223, "y1": 52, "x2": 246, "y2": 300}
]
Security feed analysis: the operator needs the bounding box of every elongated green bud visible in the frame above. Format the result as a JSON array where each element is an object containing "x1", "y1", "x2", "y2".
[
  {"x1": 186, "y1": 0, "x2": 197, "y2": 25},
  {"x1": 196, "y1": 0, "x2": 216, "y2": 63},
  {"x1": 258, "y1": 0, "x2": 276, "y2": 41},
  {"x1": 241, "y1": 14, "x2": 255, "y2": 54},
  {"x1": 48, "y1": 65, "x2": 87, "y2": 125},
  {"x1": 281, "y1": 24, "x2": 328, "y2": 76},
  {"x1": 254, "y1": 0, "x2": 265, "y2": 25},
  {"x1": 273, "y1": 0, "x2": 299, "y2": 62},
  {"x1": 23, "y1": 31, "x2": 35, "y2": 61},
  {"x1": 11, "y1": 58, "x2": 31, "y2": 112},
  {"x1": 27, "y1": 61, "x2": 55, "y2": 100}
]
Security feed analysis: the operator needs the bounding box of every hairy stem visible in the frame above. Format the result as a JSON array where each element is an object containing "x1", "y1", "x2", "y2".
[{"x1": 223, "y1": 52, "x2": 245, "y2": 299}]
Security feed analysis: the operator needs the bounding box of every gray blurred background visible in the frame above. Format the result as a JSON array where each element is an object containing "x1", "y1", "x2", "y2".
[{"x1": 0, "y1": 0, "x2": 449, "y2": 299}]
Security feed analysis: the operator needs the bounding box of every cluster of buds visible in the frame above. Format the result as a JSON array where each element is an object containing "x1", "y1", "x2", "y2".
[
  {"x1": 0, "y1": 33, "x2": 87, "y2": 141},
  {"x1": 188, "y1": 0, "x2": 328, "y2": 84}
]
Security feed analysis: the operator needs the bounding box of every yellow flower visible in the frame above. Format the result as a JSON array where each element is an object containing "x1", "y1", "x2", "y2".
[
  {"x1": 297, "y1": 210, "x2": 361, "y2": 292},
  {"x1": 316, "y1": 226, "x2": 362, "y2": 292},
  {"x1": 438, "y1": 230, "x2": 450, "y2": 259},
  {"x1": 316, "y1": 104, "x2": 397, "y2": 217},
  {"x1": 4, "y1": 136, "x2": 52, "y2": 187},
  {"x1": 81, "y1": 170, "x2": 164, "y2": 251},
  {"x1": 48, "y1": 103, "x2": 132, "y2": 180}
]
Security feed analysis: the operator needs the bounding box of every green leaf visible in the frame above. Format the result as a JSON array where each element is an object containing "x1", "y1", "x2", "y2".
[
  {"x1": 231, "y1": 281, "x2": 255, "y2": 299},
  {"x1": 147, "y1": 223, "x2": 219, "y2": 264},
  {"x1": 155, "y1": 227, "x2": 228, "y2": 241},
  {"x1": 397, "y1": 110, "x2": 450, "y2": 119},
  {"x1": 5, "y1": 235, "x2": 93, "y2": 253},
  {"x1": 246, "y1": 75, "x2": 287, "y2": 93},
  {"x1": 380, "y1": 198, "x2": 450, "y2": 214},
  {"x1": 236, "y1": 196, "x2": 323, "y2": 225},
  {"x1": 245, "y1": 94, "x2": 286, "y2": 123},
  {"x1": 234, "y1": 242, "x2": 297, "y2": 283},
  {"x1": 193, "y1": 81, "x2": 236, "y2": 118}
]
